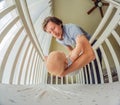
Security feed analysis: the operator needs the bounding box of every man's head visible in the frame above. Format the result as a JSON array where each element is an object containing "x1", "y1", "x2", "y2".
[
  {"x1": 42, "y1": 16, "x2": 63, "y2": 39},
  {"x1": 46, "y1": 51, "x2": 67, "y2": 76}
]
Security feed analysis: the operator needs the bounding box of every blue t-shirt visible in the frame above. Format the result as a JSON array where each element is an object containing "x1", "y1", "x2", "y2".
[{"x1": 56, "y1": 24, "x2": 91, "y2": 47}]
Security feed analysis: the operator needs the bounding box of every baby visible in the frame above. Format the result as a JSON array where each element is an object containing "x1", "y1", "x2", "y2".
[{"x1": 45, "y1": 36, "x2": 83, "y2": 76}]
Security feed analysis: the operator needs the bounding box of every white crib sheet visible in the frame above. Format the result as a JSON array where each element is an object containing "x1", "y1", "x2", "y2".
[{"x1": 0, "y1": 82, "x2": 120, "y2": 105}]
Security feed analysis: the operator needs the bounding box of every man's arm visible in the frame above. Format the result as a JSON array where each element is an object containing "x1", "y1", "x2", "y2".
[
  {"x1": 60, "y1": 35, "x2": 95, "y2": 76},
  {"x1": 70, "y1": 35, "x2": 83, "y2": 61}
]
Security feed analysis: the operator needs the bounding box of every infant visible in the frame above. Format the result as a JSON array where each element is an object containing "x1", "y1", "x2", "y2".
[
  {"x1": 46, "y1": 51, "x2": 67, "y2": 76},
  {"x1": 46, "y1": 36, "x2": 83, "y2": 76},
  {"x1": 46, "y1": 50, "x2": 83, "y2": 76}
]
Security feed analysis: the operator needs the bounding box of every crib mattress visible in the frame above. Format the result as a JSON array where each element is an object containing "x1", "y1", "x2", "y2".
[{"x1": 0, "y1": 82, "x2": 120, "y2": 105}]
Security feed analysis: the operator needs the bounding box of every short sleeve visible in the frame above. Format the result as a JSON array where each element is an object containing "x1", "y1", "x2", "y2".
[{"x1": 68, "y1": 24, "x2": 84, "y2": 39}]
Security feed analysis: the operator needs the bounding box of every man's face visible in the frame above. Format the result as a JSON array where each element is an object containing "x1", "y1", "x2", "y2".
[{"x1": 45, "y1": 21, "x2": 63, "y2": 39}]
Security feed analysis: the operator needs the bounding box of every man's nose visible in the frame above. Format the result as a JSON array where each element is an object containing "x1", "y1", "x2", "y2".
[{"x1": 51, "y1": 31, "x2": 56, "y2": 35}]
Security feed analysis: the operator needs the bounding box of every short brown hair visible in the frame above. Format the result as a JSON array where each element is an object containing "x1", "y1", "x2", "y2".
[{"x1": 42, "y1": 16, "x2": 63, "y2": 32}]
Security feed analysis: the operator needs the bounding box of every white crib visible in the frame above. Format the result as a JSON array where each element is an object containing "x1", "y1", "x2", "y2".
[{"x1": 0, "y1": 0, "x2": 120, "y2": 105}]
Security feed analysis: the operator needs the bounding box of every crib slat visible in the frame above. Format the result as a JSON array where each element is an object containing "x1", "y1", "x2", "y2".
[
  {"x1": 79, "y1": 70, "x2": 82, "y2": 84},
  {"x1": 65, "y1": 75, "x2": 69, "y2": 84},
  {"x1": 24, "y1": 46, "x2": 34, "y2": 84},
  {"x1": 105, "y1": 38, "x2": 120, "y2": 81},
  {"x1": 93, "y1": 8, "x2": 120, "y2": 50},
  {"x1": 90, "y1": 4, "x2": 114, "y2": 44},
  {"x1": 0, "y1": 16, "x2": 20, "y2": 43},
  {"x1": 71, "y1": 76, "x2": 73, "y2": 84},
  {"x1": 30, "y1": 53, "x2": 38, "y2": 85},
  {"x1": 33, "y1": 55, "x2": 39, "y2": 84},
  {"x1": 56, "y1": 76, "x2": 58, "y2": 84},
  {"x1": 94, "y1": 51, "x2": 104, "y2": 84},
  {"x1": 50, "y1": 74, "x2": 53, "y2": 84},
  {"x1": 61, "y1": 77, "x2": 63, "y2": 84},
  {"x1": 18, "y1": 41, "x2": 31, "y2": 84},
  {"x1": 77, "y1": 73, "x2": 80, "y2": 83},
  {"x1": 99, "y1": 45, "x2": 113, "y2": 83},
  {"x1": 0, "y1": 5, "x2": 16, "y2": 19},
  {"x1": 88, "y1": 64, "x2": 92, "y2": 84},
  {"x1": 91, "y1": 61, "x2": 98, "y2": 84},
  {"x1": 0, "y1": 27, "x2": 25, "y2": 83},
  {"x1": 84, "y1": 67, "x2": 88, "y2": 84},
  {"x1": 112, "y1": 30, "x2": 120, "y2": 46},
  {"x1": 80, "y1": 70, "x2": 83, "y2": 84}
]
